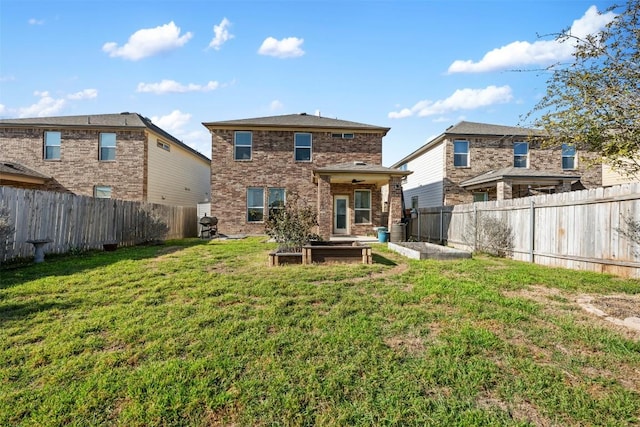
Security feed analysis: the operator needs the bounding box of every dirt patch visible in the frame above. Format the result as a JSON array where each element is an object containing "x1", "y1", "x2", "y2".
[
  {"x1": 503, "y1": 286, "x2": 640, "y2": 337},
  {"x1": 476, "y1": 393, "x2": 556, "y2": 426},
  {"x1": 384, "y1": 332, "x2": 425, "y2": 355}
]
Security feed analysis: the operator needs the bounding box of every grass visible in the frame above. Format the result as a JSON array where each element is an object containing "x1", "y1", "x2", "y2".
[{"x1": 1, "y1": 237, "x2": 639, "y2": 426}]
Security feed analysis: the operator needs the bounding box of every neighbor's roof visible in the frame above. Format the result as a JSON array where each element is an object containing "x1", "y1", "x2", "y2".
[
  {"x1": 391, "y1": 120, "x2": 545, "y2": 168},
  {"x1": 0, "y1": 161, "x2": 50, "y2": 180},
  {"x1": 203, "y1": 113, "x2": 390, "y2": 134},
  {"x1": 0, "y1": 113, "x2": 210, "y2": 162},
  {"x1": 460, "y1": 167, "x2": 581, "y2": 188}
]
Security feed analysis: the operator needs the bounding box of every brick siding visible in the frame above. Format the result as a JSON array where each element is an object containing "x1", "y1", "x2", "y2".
[
  {"x1": 210, "y1": 130, "x2": 383, "y2": 235},
  {"x1": 0, "y1": 127, "x2": 146, "y2": 200},
  {"x1": 443, "y1": 136, "x2": 602, "y2": 205}
]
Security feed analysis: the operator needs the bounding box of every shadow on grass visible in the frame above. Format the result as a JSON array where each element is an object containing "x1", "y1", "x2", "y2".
[
  {"x1": 0, "y1": 301, "x2": 77, "y2": 324},
  {"x1": 373, "y1": 253, "x2": 398, "y2": 266},
  {"x1": 0, "y1": 238, "x2": 211, "y2": 289}
]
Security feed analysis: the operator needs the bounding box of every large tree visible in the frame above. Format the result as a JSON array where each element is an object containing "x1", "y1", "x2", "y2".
[{"x1": 527, "y1": 1, "x2": 640, "y2": 176}]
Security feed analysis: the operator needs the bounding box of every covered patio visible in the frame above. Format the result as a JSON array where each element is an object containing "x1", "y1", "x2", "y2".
[
  {"x1": 460, "y1": 167, "x2": 582, "y2": 201},
  {"x1": 312, "y1": 161, "x2": 411, "y2": 240}
]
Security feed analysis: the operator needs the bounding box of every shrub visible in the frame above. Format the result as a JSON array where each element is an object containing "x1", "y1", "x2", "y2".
[
  {"x1": 0, "y1": 205, "x2": 14, "y2": 260},
  {"x1": 465, "y1": 215, "x2": 514, "y2": 258},
  {"x1": 265, "y1": 192, "x2": 321, "y2": 252},
  {"x1": 617, "y1": 215, "x2": 640, "y2": 256}
]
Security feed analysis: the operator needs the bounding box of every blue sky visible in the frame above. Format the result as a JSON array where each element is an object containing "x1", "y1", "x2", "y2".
[{"x1": 0, "y1": 0, "x2": 616, "y2": 166}]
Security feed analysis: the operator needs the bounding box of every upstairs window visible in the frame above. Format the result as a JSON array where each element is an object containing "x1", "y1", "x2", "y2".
[
  {"x1": 157, "y1": 141, "x2": 170, "y2": 151},
  {"x1": 247, "y1": 187, "x2": 264, "y2": 222},
  {"x1": 268, "y1": 188, "x2": 286, "y2": 218},
  {"x1": 294, "y1": 133, "x2": 312, "y2": 162},
  {"x1": 234, "y1": 131, "x2": 252, "y2": 160},
  {"x1": 453, "y1": 140, "x2": 469, "y2": 167},
  {"x1": 513, "y1": 142, "x2": 529, "y2": 168},
  {"x1": 44, "y1": 131, "x2": 61, "y2": 160},
  {"x1": 331, "y1": 133, "x2": 354, "y2": 139},
  {"x1": 354, "y1": 190, "x2": 371, "y2": 224},
  {"x1": 99, "y1": 133, "x2": 116, "y2": 161},
  {"x1": 562, "y1": 144, "x2": 577, "y2": 169}
]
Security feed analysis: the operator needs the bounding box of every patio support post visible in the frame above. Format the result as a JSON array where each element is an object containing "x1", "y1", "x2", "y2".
[
  {"x1": 387, "y1": 176, "x2": 403, "y2": 228},
  {"x1": 556, "y1": 179, "x2": 572, "y2": 193},
  {"x1": 317, "y1": 174, "x2": 332, "y2": 239},
  {"x1": 497, "y1": 180, "x2": 513, "y2": 200}
]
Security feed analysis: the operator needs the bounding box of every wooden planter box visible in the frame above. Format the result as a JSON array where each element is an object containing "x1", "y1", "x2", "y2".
[
  {"x1": 269, "y1": 243, "x2": 372, "y2": 266},
  {"x1": 268, "y1": 252, "x2": 303, "y2": 266},
  {"x1": 302, "y1": 244, "x2": 372, "y2": 265}
]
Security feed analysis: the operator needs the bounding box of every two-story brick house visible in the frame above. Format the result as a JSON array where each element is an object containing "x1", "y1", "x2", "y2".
[
  {"x1": 0, "y1": 112, "x2": 211, "y2": 206},
  {"x1": 203, "y1": 113, "x2": 410, "y2": 238},
  {"x1": 392, "y1": 121, "x2": 602, "y2": 207}
]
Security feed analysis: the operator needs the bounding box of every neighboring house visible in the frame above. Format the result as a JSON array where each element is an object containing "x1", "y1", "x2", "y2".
[
  {"x1": 203, "y1": 113, "x2": 410, "y2": 238},
  {"x1": 602, "y1": 161, "x2": 639, "y2": 187},
  {"x1": 0, "y1": 113, "x2": 211, "y2": 206},
  {"x1": 392, "y1": 121, "x2": 602, "y2": 207}
]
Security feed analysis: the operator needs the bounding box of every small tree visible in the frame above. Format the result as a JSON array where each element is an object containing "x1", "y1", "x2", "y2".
[
  {"x1": 265, "y1": 192, "x2": 321, "y2": 252},
  {"x1": 525, "y1": 1, "x2": 640, "y2": 177}
]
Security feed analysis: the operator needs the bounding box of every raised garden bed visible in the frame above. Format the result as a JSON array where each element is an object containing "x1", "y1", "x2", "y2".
[
  {"x1": 269, "y1": 241, "x2": 372, "y2": 266},
  {"x1": 388, "y1": 241, "x2": 472, "y2": 260}
]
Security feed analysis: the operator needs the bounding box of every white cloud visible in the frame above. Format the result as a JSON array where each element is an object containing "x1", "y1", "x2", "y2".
[
  {"x1": 258, "y1": 37, "x2": 305, "y2": 58},
  {"x1": 28, "y1": 18, "x2": 44, "y2": 25},
  {"x1": 150, "y1": 110, "x2": 192, "y2": 133},
  {"x1": 269, "y1": 100, "x2": 284, "y2": 111},
  {"x1": 209, "y1": 17, "x2": 233, "y2": 50},
  {"x1": 102, "y1": 21, "x2": 192, "y2": 61},
  {"x1": 448, "y1": 6, "x2": 615, "y2": 73},
  {"x1": 67, "y1": 89, "x2": 98, "y2": 100},
  {"x1": 137, "y1": 79, "x2": 219, "y2": 94},
  {"x1": 388, "y1": 85, "x2": 513, "y2": 119},
  {"x1": 0, "y1": 104, "x2": 6, "y2": 115},
  {"x1": 18, "y1": 91, "x2": 66, "y2": 117}
]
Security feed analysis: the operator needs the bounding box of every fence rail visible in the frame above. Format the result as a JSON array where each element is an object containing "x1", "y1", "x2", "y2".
[
  {"x1": 408, "y1": 182, "x2": 640, "y2": 278},
  {"x1": 0, "y1": 187, "x2": 198, "y2": 262}
]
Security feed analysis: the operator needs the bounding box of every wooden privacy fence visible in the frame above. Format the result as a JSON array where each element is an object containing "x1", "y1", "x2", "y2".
[
  {"x1": 0, "y1": 187, "x2": 198, "y2": 262},
  {"x1": 408, "y1": 182, "x2": 640, "y2": 278}
]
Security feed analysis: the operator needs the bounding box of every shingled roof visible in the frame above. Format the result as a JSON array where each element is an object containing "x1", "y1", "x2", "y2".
[
  {"x1": 0, "y1": 113, "x2": 210, "y2": 162},
  {"x1": 203, "y1": 113, "x2": 390, "y2": 134},
  {"x1": 0, "y1": 161, "x2": 50, "y2": 181}
]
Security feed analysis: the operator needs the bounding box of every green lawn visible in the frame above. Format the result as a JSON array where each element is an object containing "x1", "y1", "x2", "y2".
[{"x1": 1, "y1": 237, "x2": 639, "y2": 426}]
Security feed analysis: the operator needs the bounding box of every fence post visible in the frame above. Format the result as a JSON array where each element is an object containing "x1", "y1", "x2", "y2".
[
  {"x1": 530, "y1": 199, "x2": 535, "y2": 263},
  {"x1": 474, "y1": 204, "x2": 478, "y2": 251},
  {"x1": 439, "y1": 207, "x2": 444, "y2": 245}
]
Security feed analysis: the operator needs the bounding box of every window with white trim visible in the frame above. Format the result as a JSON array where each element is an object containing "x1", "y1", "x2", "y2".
[
  {"x1": 94, "y1": 186, "x2": 112, "y2": 199},
  {"x1": 99, "y1": 133, "x2": 116, "y2": 161},
  {"x1": 44, "y1": 131, "x2": 61, "y2": 160},
  {"x1": 453, "y1": 140, "x2": 469, "y2": 167},
  {"x1": 157, "y1": 141, "x2": 170, "y2": 151},
  {"x1": 234, "y1": 131, "x2": 252, "y2": 160},
  {"x1": 247, "y1": 187, "x2": 264, "y2": 222},
  {"x1": 513, "y1": 141, "x2": 528, "y2": 168},
  {"x1": 411, "y1": 196, "x2": 419, "y2": 209},
  {"x1": 354, "y1": 190, "x2": 371, "y2": 224},
  {"x1": 294, "y1": 133, "x2": 312, "y2": 161},
  {"x1": 562, "y1": 144, "x2": 576, "y2": 169}
]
